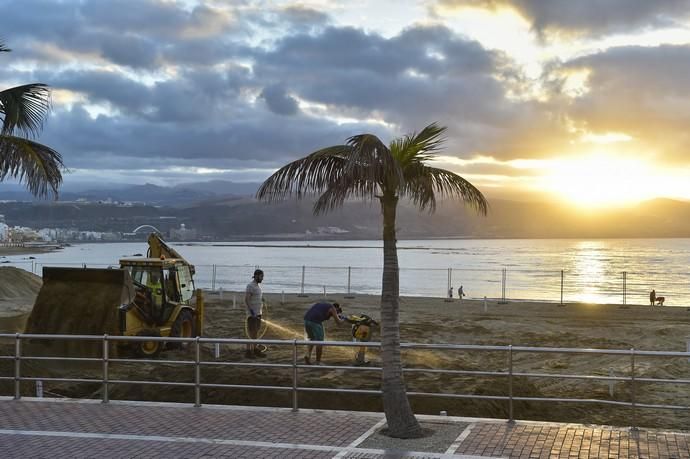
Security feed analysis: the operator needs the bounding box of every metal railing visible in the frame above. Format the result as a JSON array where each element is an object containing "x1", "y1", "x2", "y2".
[
  {"x1": 1, "y1": 333, "x2": 690, "y2": 429},
  {"x1": 10, "y1": 260, "x2": 689, "y2": 306}
]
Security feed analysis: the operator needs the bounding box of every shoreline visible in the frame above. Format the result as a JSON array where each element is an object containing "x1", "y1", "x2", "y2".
[{"x1": 0, "y1": 245, "x2": 62, "y2": 256}]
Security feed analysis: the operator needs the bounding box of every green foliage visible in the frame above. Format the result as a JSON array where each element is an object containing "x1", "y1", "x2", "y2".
[
  {"x1": 0, "y1": 41, "x2": 64, "y2": 198},
  {"x1": 257, "y1": 122, "x2": 488, "y2": 216}
]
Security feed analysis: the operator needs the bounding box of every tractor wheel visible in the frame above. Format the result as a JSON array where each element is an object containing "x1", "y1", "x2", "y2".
[
  {"x1": 135, "y1": 329, "x2": 162, "y2": 358},
  {"x1": 168, "y1": 309, "x2": 195, "y2": 349}
]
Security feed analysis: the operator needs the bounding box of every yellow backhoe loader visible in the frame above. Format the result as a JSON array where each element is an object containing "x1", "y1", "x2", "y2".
[{"x1": 24, "y1": 233, "x2": 204, "y2": 358}]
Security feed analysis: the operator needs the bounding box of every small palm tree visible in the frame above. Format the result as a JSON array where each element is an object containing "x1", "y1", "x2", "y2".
[
  {"x1": 0, "y1": 42, "x2": 64, "y2": 198},
  {"x1": 258, "y1": 122, "x2": 488, "y2": 438}
]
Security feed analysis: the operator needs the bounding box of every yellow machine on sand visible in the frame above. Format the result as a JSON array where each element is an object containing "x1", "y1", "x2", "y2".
[{"x1": 24, "y1": 233, "x2": 204, "y2": 358}]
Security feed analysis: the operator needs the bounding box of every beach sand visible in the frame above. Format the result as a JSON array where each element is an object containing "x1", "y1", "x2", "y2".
[{"x1": 2, "y1": 285, "x2": 689, "y2": 429}]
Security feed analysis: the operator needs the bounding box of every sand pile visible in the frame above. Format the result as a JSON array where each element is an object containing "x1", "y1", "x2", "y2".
[
  {"x1": 24, "y1": 267, "x2": 133, "y2": 357},
  {"x1": 0, "y1": 267, "x2": 42, "y2": 322},
  {"x1": 0, "y1": 267, "x2": 42, "y2": 299}
]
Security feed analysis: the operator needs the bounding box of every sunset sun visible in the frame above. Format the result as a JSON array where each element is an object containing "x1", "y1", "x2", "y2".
[{"x1": 543, "y1": 154, "x2": 656, "y2": 207}]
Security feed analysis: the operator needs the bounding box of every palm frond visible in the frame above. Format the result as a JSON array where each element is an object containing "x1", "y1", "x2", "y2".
[
  {"x1": 390, "y1": 122, "x2": 447, "y2": 166},
  {"x1": 0, "y1": 43, "x2": 10, "y2": 53},
  {"x1": 0, "y1": 83, "x2": 51, "y2": 137},
  {"x1": 402, "y1": 165, "x2": 488, "y2": 215},
  {"x1": 257, "y1": 145, "x2": 352, "y2": 202},
  {"x1": 346, "y1": 133, "x2": 403, "y2": 187},
  {"x1": 312, "y1": 174, "x2": 381, "y2": 215},
  {"x1": 0, "y1": 135, "x2": 65, "y2": 198}
]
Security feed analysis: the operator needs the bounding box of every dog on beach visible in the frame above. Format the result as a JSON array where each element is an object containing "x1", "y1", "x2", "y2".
[{"x1": 655, "y1": 297, "x2": 665, "y2": 306}]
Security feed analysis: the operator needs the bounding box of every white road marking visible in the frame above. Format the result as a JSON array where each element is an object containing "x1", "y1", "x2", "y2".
[
  {"x1": 445, "y1": 423, "x2": 475, "y2": 455},
  {"x1": 332, "y1": 416, "x2": 386, "y2": 459},
  {"x1": 0, "y1": 428, "x2": 502, "y2": 458}
]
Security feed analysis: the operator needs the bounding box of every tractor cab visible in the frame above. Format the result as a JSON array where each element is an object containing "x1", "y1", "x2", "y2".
[{"x1": 120, "y1": 258, "x2": 195, "y2": 326}]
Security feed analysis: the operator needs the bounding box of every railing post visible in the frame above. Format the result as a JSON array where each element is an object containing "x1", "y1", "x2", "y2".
[
  {"x1": 623, "y1": 271, "x2": 627, "y2": 305},
  {"x1": 499, "y1": 268, "x2": 507, "y2": 304},
  {"x1": 195, "y1": 337, "x2": 201, "y2": 407},
  {"x1": 630, "y1": 347, "x2": 637, "y2": 430},
  {"x1": 211, "y1": 264, "x2": 216, "y2": 291},
  {"x1": 292, "y1": 339, "x2": 299, "y2": 412},
  {"x1": 102, "y1": 334, "x2": 109, "y2": 404},
  {"x1": 298, "y1": 265, "x2": 307, "y2": 297},
  {"x1": 448, "y1": 267, "x2": 452, "y2": 297},
  {"x1": 508, "y1": 345, "x2": 514, "y2": 422},
  {"x1": 14, "y1": 333, "x2": 21, "y2": 400},
  {"x1": 345, "y1": 266, "x2": 355, "y2": 299},
  {"x1": 560, "y1": 270, "x2": 564, "y2": 305}
]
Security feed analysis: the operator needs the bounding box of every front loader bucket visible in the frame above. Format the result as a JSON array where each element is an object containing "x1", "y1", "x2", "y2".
[{"x1": 24, "y1": 267, "x2": 135, "y2": 358}]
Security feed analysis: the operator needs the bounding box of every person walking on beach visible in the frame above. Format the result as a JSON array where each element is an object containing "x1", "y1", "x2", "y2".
[
  {"x1": 303, "y1": 301, "x2": 344, "y2": 365},
  {"x1": 459, "y1": 285, "x2": 466, "y2": 302},
  {"x1": 650, "y1": 289, "x2": 656, "y2": 306},
  {"x1": 245, "y1": 269, "x2": 265, "y2": 358}
]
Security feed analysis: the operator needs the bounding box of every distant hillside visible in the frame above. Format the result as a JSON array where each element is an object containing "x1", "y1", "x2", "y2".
[
  {"x1": 0, "y1": 180, "x2": 261, "y2": 206},
  {"x1": 2, "y1": 196, "x2": 690, "y2": 239}
]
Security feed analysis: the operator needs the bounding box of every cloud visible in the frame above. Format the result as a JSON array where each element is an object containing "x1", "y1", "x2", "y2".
[
  {"x1": 3, "y1": 0, "x2": 688, "y2": 198},
  {"x1": 260, "y1": 84, "x2": 300, "y2": 116},
  {"x1": 561, "y1": 44, "x2": 690, "y2": 163},
  {"x1": 436, "y1": 0, "x2": 690, "y2": 36}
]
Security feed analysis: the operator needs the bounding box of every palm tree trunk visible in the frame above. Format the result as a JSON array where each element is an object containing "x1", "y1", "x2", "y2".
[{"x1": 379, "y1": 193, "x2": 422, "y2": 438}]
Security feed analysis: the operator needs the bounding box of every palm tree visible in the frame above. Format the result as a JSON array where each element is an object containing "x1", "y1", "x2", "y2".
[
  {"x1": 0, "y1": 42, "x2": 64, "y2": 198},
  {"x1": 258, "y1": 122, "x2": 488, "y2": 437}
]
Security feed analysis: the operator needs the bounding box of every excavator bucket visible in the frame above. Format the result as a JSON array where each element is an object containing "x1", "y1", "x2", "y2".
[{"x1": 24, "y1": 267, "x2": 136, "y2": 358}]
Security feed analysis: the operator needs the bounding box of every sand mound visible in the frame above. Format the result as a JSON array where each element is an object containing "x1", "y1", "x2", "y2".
[
  {"x1": 0, "y1": 267, "x2": 42, "y2": 321},
  {"x1": 24, "y1": 267, "x2": 134, "y2": 357},
  {"x1": 0, "y1": 267, "x2": 42, "y2": 298}
]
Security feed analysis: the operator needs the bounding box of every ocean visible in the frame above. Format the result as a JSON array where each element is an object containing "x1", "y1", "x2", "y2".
[{"x1": 3, "y1": 238, "x2": 690, "y2": 306}]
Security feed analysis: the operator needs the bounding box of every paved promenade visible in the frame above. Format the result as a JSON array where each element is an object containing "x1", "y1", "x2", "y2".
[{"x1": 0, "y1": 398, "x2": 688, "y2": 458}]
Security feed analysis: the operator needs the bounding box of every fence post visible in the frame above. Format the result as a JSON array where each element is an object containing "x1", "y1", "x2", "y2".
[
  {"x1": 14, "y1": 334, "x2": 21, "y2": 400},
  {"x1": 194, "y1": 337, "x2": 201, "y2": 407},
  {"x1": 102, "y1": 335, "x2": 110, "y2": 403},
  {"x1": 211, "y1": 264, "x2": 216, "y2": 291},
  {"x1": 499, "y1": 268, "x2": 507, "y2": 304},
  {"x1": 630, "y1": 347, "x2": 637, "y2": 430},
  {"x1": 292, "y1": 339, "x2": 299, "y2": 412},
  {"x1": 623, "y1": 271, "x2": 627, "y2": 305},
  {"x1": 448, "y1": 267, "x2": 452, "y2": 297},
  {"x1": 508, "y1": 345, "x2": 514, "y2": 422},
  {"x1": 345, "y1": 266, "x2": 355, "y2": 298},
  {"x1": 298, "y1": 266, "x2": 307, "y2": 297},
  {"x1": 560, "y1": 270, "x2": 564, "y2": 305}
]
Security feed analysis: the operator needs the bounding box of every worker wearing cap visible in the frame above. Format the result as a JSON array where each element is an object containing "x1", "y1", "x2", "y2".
[
  {"x1": 303, "y1": 301, "x2": 343, "y2": 365},
  {"x1": 244, "y1": 269, "x2": 265, "y2": 358}
]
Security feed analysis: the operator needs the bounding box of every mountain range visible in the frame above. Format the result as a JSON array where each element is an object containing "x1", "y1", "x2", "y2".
[{"x1": 0, "y1": 180, "x2": 689, "y2": 239}]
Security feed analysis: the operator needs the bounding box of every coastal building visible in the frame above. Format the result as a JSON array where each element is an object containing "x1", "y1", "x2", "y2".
[{"x1": 8, "y1": 226, "x2": 42, "y2": 242}]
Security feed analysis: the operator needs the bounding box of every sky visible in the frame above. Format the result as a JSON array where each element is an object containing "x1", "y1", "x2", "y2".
[{"x1": 3, "y1": 0, "x2": 690, "y2": 207}]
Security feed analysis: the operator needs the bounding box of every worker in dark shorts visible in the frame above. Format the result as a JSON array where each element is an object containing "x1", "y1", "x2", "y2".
[{"x1": 303, "y1": 301, "x2": 343, "y2": 365}]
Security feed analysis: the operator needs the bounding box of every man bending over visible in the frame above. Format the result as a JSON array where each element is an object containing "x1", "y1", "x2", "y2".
[{"x1": 303, "y1": 301, "x2": 343, "y2": 365}]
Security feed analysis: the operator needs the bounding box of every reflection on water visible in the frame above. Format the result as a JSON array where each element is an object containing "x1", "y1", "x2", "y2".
[
  {"x1": 571, "y1": 241, "x2": 608, "y2": 304},
  {"x1": 3, "y1": 239, "x2": 690, "y2": 306}
]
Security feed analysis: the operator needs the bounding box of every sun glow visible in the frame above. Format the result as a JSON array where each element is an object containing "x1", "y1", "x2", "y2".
[{"x1": 542, "y1": 154, "x2": 656, "y2": 208}]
